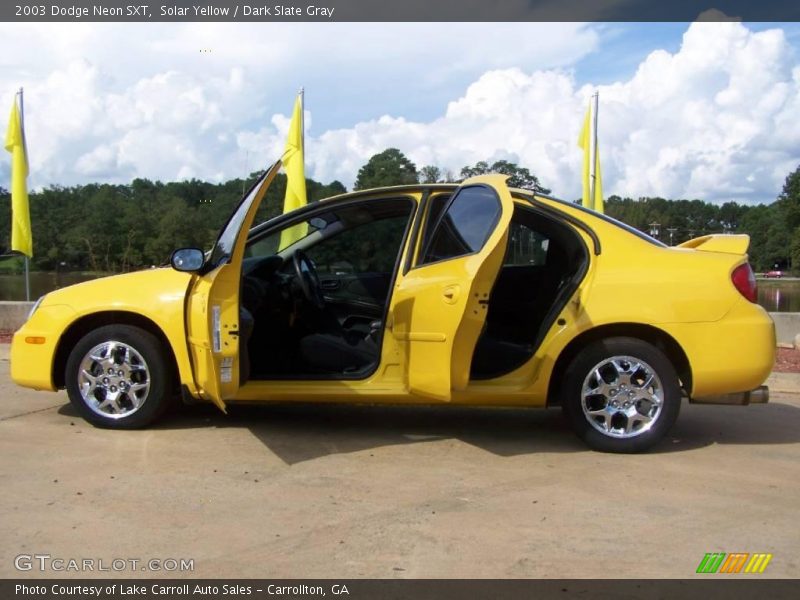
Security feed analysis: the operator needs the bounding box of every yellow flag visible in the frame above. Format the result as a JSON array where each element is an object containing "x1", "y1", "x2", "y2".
[
  {"x1": 279, "y1": 92, "x2": 308, "y2": 250},
  {"x1": 578, "y1": 102, "x2": 603, "y2": 214},
  {"x1": 4, "y1": 97, "x2": 32, "y2": 257}
]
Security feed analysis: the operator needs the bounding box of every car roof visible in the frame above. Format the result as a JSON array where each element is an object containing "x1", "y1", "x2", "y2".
[
  {"x1": 315, "y1": 181, "x2": 664, "y2": 250},
  {"x1": 318, "y1": 182, "x2": 537, "y2": 203}
]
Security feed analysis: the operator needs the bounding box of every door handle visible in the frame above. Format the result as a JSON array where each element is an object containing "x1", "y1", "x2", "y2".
[
  {"x1": 320, "y1": 279, "x2": 341, "y2": 290},
  {"x1": 442, "y1": 284, "x2": 460, "y2": 304}
]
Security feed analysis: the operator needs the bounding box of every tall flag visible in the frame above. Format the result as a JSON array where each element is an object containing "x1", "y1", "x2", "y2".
[
  {"x1": 578, "y1": 93, "x2": 604, "y2": 213},
  {"x1": 279, "y1": 90, "x2": 308, "y2": 249},
  {"x1": 5, "y1": 92, "x2": 32, "y2": 257}
]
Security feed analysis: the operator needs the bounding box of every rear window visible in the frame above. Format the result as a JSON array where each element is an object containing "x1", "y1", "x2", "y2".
[{"x1": 521, "y1": 192, "x2": 667, "y2": 248}]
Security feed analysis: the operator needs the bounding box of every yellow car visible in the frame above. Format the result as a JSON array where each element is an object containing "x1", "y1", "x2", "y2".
[{"x1": 11, "y1": 162, "x2": 775, "y2": 452}]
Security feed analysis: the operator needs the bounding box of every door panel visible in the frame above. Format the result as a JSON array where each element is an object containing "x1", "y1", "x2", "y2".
[
  {"x1": 186, "y1": 162, "x2": 281, "y2": 410},
  {"x1": 321, "y1": 273, "x2": 391, "y2": 335},
  {"x1": 391, "y1": 175, "x2": 514, "y2": 400}
]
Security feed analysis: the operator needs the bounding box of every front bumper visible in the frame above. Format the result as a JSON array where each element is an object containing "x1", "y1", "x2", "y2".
[
  {"x1": 690, "y1": 385, "x2": 769, "y2": 405},
  {"x1": 10, "y1": 304, "x2": 76, "y2": 392}
]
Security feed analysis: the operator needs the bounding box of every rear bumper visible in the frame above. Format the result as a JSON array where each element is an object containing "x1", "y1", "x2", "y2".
[
  {"x1": 660, "y1": 300, "x2": 775, "y2": 398},
  {"x1": 690, "y1": 385, "x2": 769, "y2": 406}
]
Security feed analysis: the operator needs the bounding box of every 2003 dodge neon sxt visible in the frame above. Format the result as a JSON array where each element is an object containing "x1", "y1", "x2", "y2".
[{"x1": 11, "y1": 163, "x2": 775, "y2": 452}]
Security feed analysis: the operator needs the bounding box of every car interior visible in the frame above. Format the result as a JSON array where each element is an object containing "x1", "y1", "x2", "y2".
[
  {"x1": 237, "y1": 193, "x2": 587, "y2": 384},
  {"x1": 419, "y1": 194, "x2": 589, "y2": 379},
  {"x1": 240, "y1": 197, "x2": 414, "y2": 380}
]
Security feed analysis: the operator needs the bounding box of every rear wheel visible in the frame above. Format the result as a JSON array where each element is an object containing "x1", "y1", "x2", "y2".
[
  {"x1": 561, "y1": 337, "x2": 681, "y2": 453},
  {"x1": 65, "y1": 325, "x2": 174, "y2": 428}
]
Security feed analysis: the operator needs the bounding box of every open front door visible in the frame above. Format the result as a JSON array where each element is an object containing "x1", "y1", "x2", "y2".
[
  {"x1": 392, "y1": 174, "x2": 514, "y2": 400},
  {"x1": 186, "y1": 162, "x2": 281, "y2": 411}
]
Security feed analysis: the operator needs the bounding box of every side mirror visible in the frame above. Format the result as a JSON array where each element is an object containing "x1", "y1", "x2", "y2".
[{"x1": 170, "y1": 248, "x2": 205, "y2": 272}]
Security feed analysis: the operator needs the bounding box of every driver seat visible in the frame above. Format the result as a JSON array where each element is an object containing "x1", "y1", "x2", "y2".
[{"x1": 299, "y1": 332, "x2": 377, "y2": 373}]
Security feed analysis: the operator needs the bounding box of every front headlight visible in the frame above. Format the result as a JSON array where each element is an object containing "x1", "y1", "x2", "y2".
[{"x1": 27, "y1": 295, "x2": 46, "y2": 322}]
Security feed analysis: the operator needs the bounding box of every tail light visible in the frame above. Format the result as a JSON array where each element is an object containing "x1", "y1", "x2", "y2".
[{"x1": 731, "y1": 263, "x2": 757, "y2": 303}]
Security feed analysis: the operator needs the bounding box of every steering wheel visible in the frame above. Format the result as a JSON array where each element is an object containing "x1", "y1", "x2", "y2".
[{"x1": 292, "y1": 249, "x2": 325, "y2": 309}]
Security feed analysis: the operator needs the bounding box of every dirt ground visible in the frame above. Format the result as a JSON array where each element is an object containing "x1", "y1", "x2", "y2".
[
  {"x1": 774, "y1": 347, "x2": 800, "y2": 372},
  {"x1": 1, "y1": 357, "x2": 799, "y2": 580}
]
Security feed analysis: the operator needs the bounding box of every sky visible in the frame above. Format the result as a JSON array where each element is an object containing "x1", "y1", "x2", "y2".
[{"x1": 1, "y1": 19, "x2": 800, "y2": 205}]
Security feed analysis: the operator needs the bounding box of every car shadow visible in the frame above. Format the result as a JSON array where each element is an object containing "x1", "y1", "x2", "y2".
[
  {"x1": 663, "y1": 400, "x2": 800, "y2": 451},
  {"x1": 161, "y1": 402, "x2": 586, "y2": 464},
  {"x1": 56, "y1": 398, "x2": 800, "y2": 464}
]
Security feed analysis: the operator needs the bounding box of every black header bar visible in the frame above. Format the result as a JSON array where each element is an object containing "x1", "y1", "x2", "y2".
[
  {"x1": 3, "y1": 579, "x2": 800, "y2": 600},
  {"x1": 3, "y1": 0, "x2": 800, "y2": 23}
]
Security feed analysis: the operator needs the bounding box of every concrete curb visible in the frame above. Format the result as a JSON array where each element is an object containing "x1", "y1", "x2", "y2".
[
  {"x1": 771, "y1": 312, "x2": 800, "y2": 345},
  {"x1": 0, "y1": 302, "x2": 34, "y2": 331},
  {"x1": 765, "y1": 372, "x2": 800, "y2": 394}
]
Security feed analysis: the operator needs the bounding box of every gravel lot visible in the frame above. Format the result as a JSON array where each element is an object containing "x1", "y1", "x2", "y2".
[{"x1": 1, "y1": 356, "x2": 799, "y2": 579}]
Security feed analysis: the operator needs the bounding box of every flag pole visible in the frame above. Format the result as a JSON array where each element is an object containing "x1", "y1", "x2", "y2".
[
  {"x1": 589, "y1": 91, "x2": 598, "y2": 212},
  {"x1": 18, "y1": 87, "x2": 30, "y2": 302},
  {"x1": 299, "y1": 87, "x2": 305, "y2": 153}
]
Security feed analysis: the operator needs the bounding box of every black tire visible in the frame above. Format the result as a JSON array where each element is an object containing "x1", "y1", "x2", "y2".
[
  {"x1": 561, "y1": 337, "x2": 681, "y2": 453},
  {"x1": 65, "y1": 325, "x2": 174, "y2": 429}
]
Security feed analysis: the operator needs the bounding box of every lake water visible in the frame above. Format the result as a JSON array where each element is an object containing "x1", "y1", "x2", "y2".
[
  {"x1": 3, "y1": 272, "x2": 800, "y2": 312},
  {"x1": 0, "y1": 272, "x2": 108, "y2": 302},
  {"x1": 757, "y1": 279, "x2": 800, "y2": 312}
]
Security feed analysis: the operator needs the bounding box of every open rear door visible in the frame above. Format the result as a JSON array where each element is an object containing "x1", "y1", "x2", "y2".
[
  {"x1": 186, "y1": 162, "x2": 281, "y2": 411},
  {"x1": 392, "y1": 174, "x2": 514, "y2": 400}
]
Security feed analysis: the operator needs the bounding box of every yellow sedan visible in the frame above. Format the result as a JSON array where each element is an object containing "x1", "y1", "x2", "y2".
[{"x1": 11, "y1": 163, "x2": 775, "y2": 452}]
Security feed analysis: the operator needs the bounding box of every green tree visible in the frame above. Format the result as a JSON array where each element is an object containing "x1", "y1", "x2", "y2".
[
  {"x1": 774, "y1": 165, "x2": 800, "y2": 269},
  {"x1": 419, "y1": 165, "x2": 442, "y2": 184},
  {"x1": 354, "y1": 148, "x2": 418, "y2": 190},
  {"x1": 778, "y1": 164, "x2": 800, "y2": 229},
  {"x1": 7, "y1": 171, "x2": 346, "y2": 273},
  {"x1": 718, "y1": 201, "x2": 747, "y2": 232},
  {"x1": 740, "y1": 204, "x2": 789, "y2": 271},
  {"x1": 10, "y1": 163, "x2": 798, "y2": 277},
  {"x1": 459, "y1": 159, "x2": 550, "y2": 194}
]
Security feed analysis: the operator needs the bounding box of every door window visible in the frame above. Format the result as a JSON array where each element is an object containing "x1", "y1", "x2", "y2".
[{"x1": 420, "y1": 186, "x2": 501, "y2": 265}]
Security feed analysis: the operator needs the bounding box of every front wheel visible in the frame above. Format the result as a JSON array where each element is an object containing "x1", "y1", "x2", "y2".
[
  {"x1": 561, "y1": 337, "x2": 681, "y2": 453},
  {"x1": 65, "y1": 325, "x2": 174, "y2": 428}
]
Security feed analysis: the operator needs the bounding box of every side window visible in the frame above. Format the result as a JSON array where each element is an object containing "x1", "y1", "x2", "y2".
[
  {"x1": 420, "y1": 186, "x2": 501, "y2": 265},
  {"x1": 505, "y1": 221, "x2": 550, "y2": 266},
  {"x1": 306, "y1": 216, "x2": 409, "y2": 275}
]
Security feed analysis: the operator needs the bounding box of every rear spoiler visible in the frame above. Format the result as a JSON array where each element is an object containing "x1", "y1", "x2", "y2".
[{"x1": 677, "y1": 234, "x2": 749, "y2": 255}]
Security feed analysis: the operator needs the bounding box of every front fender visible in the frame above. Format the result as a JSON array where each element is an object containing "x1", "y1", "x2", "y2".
[{"x1": 12, "y1": 269, "x2": 197, "y2": 393}]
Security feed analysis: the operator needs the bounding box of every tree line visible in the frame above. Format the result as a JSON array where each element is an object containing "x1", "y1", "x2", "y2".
[{"x1": 1, "y1": 147, "x2": 798, "y2": 274}]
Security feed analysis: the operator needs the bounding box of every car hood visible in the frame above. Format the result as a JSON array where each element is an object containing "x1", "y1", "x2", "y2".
[{"x1": 39, "y1": 267, "x2": 193, "y2": 314}]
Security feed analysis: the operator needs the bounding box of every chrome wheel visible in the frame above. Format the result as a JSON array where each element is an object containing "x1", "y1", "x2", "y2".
[
  {"x1": 581, "y1": 355, "x2": 664, "y2": 439},
  {"x1": 78, "y1": 341, "x2": 151, "y2": 419}
]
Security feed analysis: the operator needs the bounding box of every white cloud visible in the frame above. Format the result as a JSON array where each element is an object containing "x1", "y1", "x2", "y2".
[
  {"x1": 1, "y1": 21, "x2": 799, "y2": 204},
  {"x1": 297, "y1": 21, "x2": 800, "y2": 204},
  {"x1": 0, "y1": 21, "x2": 598, "y2": 188}
]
